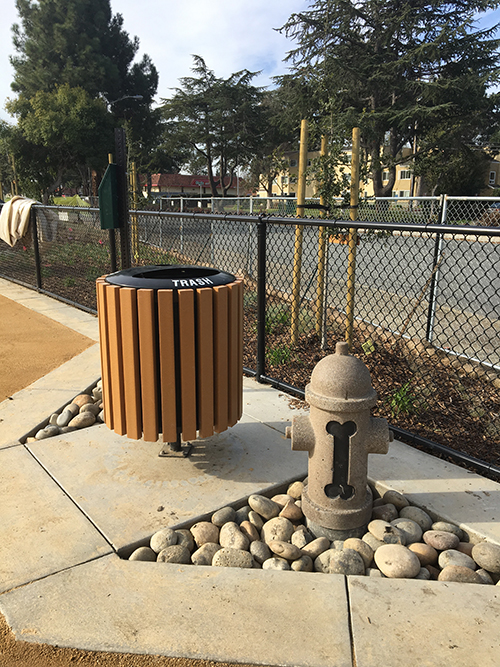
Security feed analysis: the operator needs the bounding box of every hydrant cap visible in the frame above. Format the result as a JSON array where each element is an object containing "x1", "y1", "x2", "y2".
[{"x1": 307, "y1": 341, "x2": 376, "y2": 409}]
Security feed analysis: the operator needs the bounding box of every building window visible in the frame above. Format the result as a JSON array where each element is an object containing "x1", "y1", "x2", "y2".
[
  {"x1": 281, "y1": 176, "x2": 288, "y2": 185},
  {"x1": 399, "y1": 170, "x2": 411, "y2": 180},
  {"x1": 307, "y1": 159, "x2": 312, "y2": 166},
  {"x1": 290, "y1": 176, "x2": 297, "y2": 184},
  {"x1": 489, "y1": 171, "x2": 496, "y2": 185},
  {"x1": 290, "y1": 159, "x2": 297, "y2": 167},
  {"x1": 382, "y1": 171, "x2": 389, "y2": 182}
]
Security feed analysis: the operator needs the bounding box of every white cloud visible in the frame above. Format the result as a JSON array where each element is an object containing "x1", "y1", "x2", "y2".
[{"x1": 0, "y1": 0, "x2": 308, "y2": 121}]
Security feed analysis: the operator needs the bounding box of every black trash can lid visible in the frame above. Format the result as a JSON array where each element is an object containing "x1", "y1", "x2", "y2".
[{"x1": 105, "y1": 265, "x2": 237, "y2": 290}]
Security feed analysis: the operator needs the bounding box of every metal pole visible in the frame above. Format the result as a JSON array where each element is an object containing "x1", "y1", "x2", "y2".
[
  {"x1": 321, "y1": 238, "x2": 329, "y2": 350},
  {"x1": 345, "y1": 127, "x2": 360, "y2": 350},
  {"x1": 425, "y1": 233, "x2": 444, "y2": 342},
  {"x1": 107, "y1": 153, "x2": 117, "y2": 273},
  {"x1": 256, "y1": 216, "x2": 267, "y2": 381},
  {"x1": 291, "y1": 119, "x2": 308, "y2": 345},
  {"x1": 115, "y1": 128, "x2": 131, "y2": 269},
  {"x1": 316, "y1": 134, "x2": 328, "y2": 336},
  {"x1": 31, "y1": 208, "x2": 43, "y2": 289}
]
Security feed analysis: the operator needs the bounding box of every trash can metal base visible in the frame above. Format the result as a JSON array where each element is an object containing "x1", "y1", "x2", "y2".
[{"x1": 96, "y1": 275, "x2": 243, "y2": 443}]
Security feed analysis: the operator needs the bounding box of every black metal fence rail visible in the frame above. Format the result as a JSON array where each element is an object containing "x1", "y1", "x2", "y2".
[{"x1": 1, "y1": 204, "x2": 499, "y2": 470}]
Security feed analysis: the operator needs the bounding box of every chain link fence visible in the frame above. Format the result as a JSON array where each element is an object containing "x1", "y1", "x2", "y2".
[
  {"x1": 0, "y1": 205, "x2": 118, "y2": 311},
  {"x1": 146, "y1": 195, "x2": 500, "y2": 225},
  {"x1": 1, "y1": 201, "x2": 499, "y2": 466}
]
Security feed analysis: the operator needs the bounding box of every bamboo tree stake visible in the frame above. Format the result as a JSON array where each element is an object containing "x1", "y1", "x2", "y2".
[
  {"x1": 316, "y1": 134, "x2": 328, "y2": 336},
  {"x1": 345, "y1": 127, "x2": 360, "y2": 350},
  {"x1": 291, "y1": 119, "x2": 308, "y2": 346}
]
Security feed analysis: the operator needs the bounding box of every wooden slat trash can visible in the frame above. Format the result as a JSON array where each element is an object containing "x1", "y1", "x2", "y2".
[{"x1": 96, "y1": 265, "x2": 243, "y2": 455}]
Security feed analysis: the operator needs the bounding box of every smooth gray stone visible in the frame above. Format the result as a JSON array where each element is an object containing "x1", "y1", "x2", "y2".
[
  {"x1": 391, "y1": 518, "x2": 423, "y2": 545},
  {"x1": 362, "y1": 532, "x2": 384, "y2": 552},
  {"x1": 248, "y1": 494, "x2": 281, "y2": 520},
  {"x1": 431, "y1": 521, "x2": 464, "y2": 541},
  {"x1": 190, "y1": 521, "x2": 219, "y2": 547},
  {"x1": 438, "y1": 565, "x2": 483, "y2": 584},
  {"x1": 343, "y1": 538, "x2": 374, "y2": 568},
  {"x1": 291, "y1": 527, "x2": 313, "y2": 549},
  {"x1": 368, "y1": 520, "x2": 406, "y2": 545},
  {"x1": 56, "y1": 409, "x2": 73, "y2": 427},
  {"x1": 382, "y1": 489, "x2": 409, "y2": 511},
  {"x1": 49, "y1": 413, "x2": 59, "y2": 425},
  {"x1": 234, "y1": 505, "x2": 251, "y2": 524},
  {"x1": 268, "y1": 540, "x2": 302, "y2": 561},
  {"x1": 191, "y1": 542, "x2": 221, "y2": 565},
  {"x1": 301, "y1": 537, "x2": 331, "y2": 559},
  {"x1": 438, "y1": 549, "x2": 477, "y2": 570},
  {"x1": 472, "y1": 542, "x2": 500, "y2": 573},
  {"x1": 262, "y1": 557, "x2": 290, "y2": 570},
  {"x1": 374, "y1": 544, "x2": 421, "y2": 579},
  {"x1": 150, "y1": 527, "x2": 178, "y2": 553},
  {"x1": 415, "y1": 567, "x2": 431, "y2": 580},
  {"x1": 35, "y1": 425, "x2": 60, "y2": 440},
  {"x1": 129, "y1": 546, "x2": 156, "y2": 562},
  {"x1": 291, "y1": 555, "x2": 314, "y2": 572},
  {"x1": 423, "y1": 530, "x2": 460, "y2": 551},
  {"x1": 175, "y1": 529, "x2": 195, "y2": 552},
  {"x1": 80, "y1": 403, "x2": 101, "y2": 415},
  {"x1": 476, "y1": 568, "x2": 495, "y2": 585},
  {"x1": 247, "y1": 510, "x2": 264, "y2": 531},
  {"x1": 68, "y1": 411, "x2": 96, "y2": 429},
  {"x1": 261, "y1": 517, "x2": 294, "y2": 544},
  {"x1": 219, "y1": 522, "x2": 249, "y2": 551},
  {"x1": 287, "y1": 480, "x2": 304, "y2": 499},
  {"x1": 399, "y1": 506, "x2": 433, "y2": 532},
  {"x1": 249, "y1": 540, "x2": 272, "y2": 565},
  {"x1": 371, "y1": 503, "x2": 398, "y2": 522},
  {"x1": 211, "y1": 506, "x2": 237, "y2": 527}
]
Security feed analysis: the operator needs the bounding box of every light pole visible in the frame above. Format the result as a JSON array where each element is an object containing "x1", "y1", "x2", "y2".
[{"x1": 108, "y1": 94, "x2": 143, "y2": 108}]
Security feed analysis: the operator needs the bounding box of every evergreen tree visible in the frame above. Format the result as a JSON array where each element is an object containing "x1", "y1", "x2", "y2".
[
  {"x1": 162, "y1": 56, "x2": 265, "y2": 196},
  {"x1": 8, "y1": 0, "x2": 159, "y2": 199},
  {"x1": 279, "y1": 0, "x2": 500, "y2": 196}
]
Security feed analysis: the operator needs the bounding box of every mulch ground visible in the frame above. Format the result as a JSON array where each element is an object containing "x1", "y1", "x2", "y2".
[{"x1": 243, "y1": 302, "x2": 500, "y2": 476}]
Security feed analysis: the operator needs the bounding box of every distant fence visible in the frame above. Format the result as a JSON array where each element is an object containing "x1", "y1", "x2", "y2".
[
  {"x1": 153, "y1": 194, "x2": 500, "y2": 227},
  {"x1": 1, "y1": 201, "x2": 499, "y2": 465}
]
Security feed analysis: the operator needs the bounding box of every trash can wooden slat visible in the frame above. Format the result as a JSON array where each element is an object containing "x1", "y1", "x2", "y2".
[{"x1": 96, "y1": 266, "x2": 243, "y2": 445}]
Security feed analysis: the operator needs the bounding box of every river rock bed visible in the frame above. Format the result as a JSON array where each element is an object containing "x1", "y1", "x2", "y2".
[
  {"x1": 25, "y1": 381, "x2": 104, "y2": 442},
  {"x1": 129, "y1": 482, "x2": 500, "y2": 585}
]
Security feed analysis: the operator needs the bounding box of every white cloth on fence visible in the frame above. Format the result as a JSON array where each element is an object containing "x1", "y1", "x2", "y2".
[{"x1": 0, "y1": 196, "x2": 39, "y2": 247}]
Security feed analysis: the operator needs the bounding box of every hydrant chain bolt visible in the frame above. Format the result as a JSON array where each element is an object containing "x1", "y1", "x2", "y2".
[{"x1": 287, "y1": 341, "x2": 391, "y2": 540}]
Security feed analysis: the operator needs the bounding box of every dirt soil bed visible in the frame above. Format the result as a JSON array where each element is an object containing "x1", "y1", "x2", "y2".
[
  {"x1": 0, "y1": 294, "x2": 94, "y2": 401},
  {"x1": 243, "y1": 303, "x2": 500, "y2": 472}
]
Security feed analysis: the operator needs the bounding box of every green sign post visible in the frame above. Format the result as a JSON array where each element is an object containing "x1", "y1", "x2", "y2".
[{"x1": 98, "y1": 163, "x2": 119, "y2": 230}]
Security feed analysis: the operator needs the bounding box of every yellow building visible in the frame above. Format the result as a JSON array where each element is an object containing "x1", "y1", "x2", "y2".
[
  {"x1": 257, "y1": 149, "x2": 374, "y2": 199},
  {"x1": 258, "y1": 147, "x2": 500, "y2": 200}
]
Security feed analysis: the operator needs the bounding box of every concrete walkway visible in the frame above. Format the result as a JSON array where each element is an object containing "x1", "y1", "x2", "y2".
[{"x1": 0, "y1": 278, "x2": 499, "y2": 667}]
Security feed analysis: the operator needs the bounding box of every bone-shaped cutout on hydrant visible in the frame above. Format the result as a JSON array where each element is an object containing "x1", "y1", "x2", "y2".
[{"x1": 286, "y1": 341, "x2": 392, "y2": 540}]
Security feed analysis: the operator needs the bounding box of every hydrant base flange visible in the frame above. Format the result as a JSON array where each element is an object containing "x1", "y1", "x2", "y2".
[
  {"x1": 306, "y1": 517, "x2": 367, "y2": 541},
  {"x1": 302, "y1": 483, "x2": 373, "y2": 535}
]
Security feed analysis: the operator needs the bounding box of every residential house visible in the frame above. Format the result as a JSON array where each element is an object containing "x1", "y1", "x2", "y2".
[{"x1": 143, "y1": 173, "x2": 242, "y2": 198}]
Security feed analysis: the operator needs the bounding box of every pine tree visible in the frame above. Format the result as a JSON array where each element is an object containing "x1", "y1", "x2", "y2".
[{"x1": 279, "y1": 0, "x2": 500, "y2": 196}]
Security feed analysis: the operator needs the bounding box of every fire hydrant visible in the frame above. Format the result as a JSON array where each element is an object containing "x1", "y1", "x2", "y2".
[{"x1": 287, "y1": 341, "x2": 392, "y2": 539}]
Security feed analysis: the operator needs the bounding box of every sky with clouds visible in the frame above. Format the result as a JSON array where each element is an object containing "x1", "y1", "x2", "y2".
[
  {"x1": 0, "y1": 0, "x2": 308, "y2": 122},
  {"x1": 1, "y1": 1, "x2": 500, "y2": 124}
]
